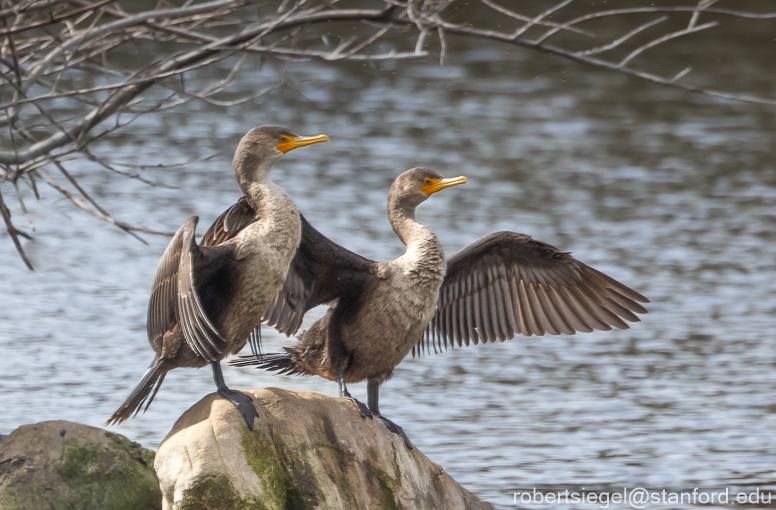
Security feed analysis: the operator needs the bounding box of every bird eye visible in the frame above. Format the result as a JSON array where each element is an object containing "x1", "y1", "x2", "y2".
[{"x1": 424, "y1": 179, "x2": 431, "y2": 184}]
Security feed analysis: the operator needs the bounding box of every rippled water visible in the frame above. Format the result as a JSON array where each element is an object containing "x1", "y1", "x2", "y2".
[{"x1": 2, "y1": 10, "x2": 776, "y2": 509}]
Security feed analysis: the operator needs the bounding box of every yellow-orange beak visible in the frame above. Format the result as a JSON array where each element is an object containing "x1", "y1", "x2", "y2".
[
  {"x1": 276, "y1": 134, "x2": 330, "y2": 154},
  {"x1": 421, "y1": 175, "x2": 468, "y2": 195}
]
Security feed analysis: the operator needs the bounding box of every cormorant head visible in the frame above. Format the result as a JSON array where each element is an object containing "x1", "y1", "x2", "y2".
[
  {"x1": 233, "y1": 125, "x2": 329, "y2": 184},
  {"x1": 389, "y1": 167, "x2": 468, "y2": 211}
]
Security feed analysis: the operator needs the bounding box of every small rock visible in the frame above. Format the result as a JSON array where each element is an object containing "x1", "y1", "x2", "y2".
[
  {"x1": 155, "y1": 388, "x2": 494, "y2": 510},
  {"x1": 0, "y1": 420, "x2": 161, "y2": 510}
]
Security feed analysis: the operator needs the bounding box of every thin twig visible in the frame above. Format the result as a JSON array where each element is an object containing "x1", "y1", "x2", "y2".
[
  {"x1": 619, "y1": 21, "x2": 717, "y2": 68},
  {"x1": 0, "y1": 186, "x2": 34, "y2": 270},
  {"x1": 512, "y1": 0, "x2": 576, "y2": 40},
  {"x1": 479, "y1": 0, "x2": 592, "y2": 37},
  {"x1": 0, "y1": 0, "x2": 117, "y2": 36},
  {"x1": 577, "y1": 17, "x2": 667, "y2": 57},
  {"x1": 36, "y1": 167, "x2": 172, "y2": 238}
]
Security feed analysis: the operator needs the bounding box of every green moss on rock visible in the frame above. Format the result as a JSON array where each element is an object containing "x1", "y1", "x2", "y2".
[
  {"x1": 241, "y1": 426, "x2": 307, "y2": 510},
  {"x1": 180, "y1": 474, "x2": 244, "y2": 510},
  {"x1": 372, "y1": 466, "x2": 403, "y2": 510},
  {"x1": 0, "y1": 421, "x2": 161, "y2": 510},
  {"x1": 57, "y1": 437, "x2": 160, "y2": 510}
]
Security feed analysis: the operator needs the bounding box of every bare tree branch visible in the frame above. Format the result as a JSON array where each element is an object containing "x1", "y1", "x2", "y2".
[{"x1": 1, "y1": 0, "x2": 775, "y2": 268}]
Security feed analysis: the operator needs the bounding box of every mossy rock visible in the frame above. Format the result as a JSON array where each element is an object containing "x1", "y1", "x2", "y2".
[
  {"x1": 155, "y1": 388, "x2": 493, "y2": 510},
  {"x1": 0, "y1": 420, "x2": 161, "y2": 510}
]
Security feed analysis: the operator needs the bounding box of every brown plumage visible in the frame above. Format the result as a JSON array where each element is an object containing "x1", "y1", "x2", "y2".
[
  {"x1": 226, "y1": 168, "x2": 649, "y2": 447},
  {"x1": 105, "y1": 126, "x2": 329, "y2": 428},
  {"x1": 420, "y1": 233, "x2": 648, "y2": 354}
]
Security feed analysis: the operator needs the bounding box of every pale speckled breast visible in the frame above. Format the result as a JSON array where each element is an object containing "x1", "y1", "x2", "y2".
[
  {"x1": 344, "y1": 258, "x2": 445, "y2": 381},
  {"x1": 218, "y1": 210, "x2": 301, "y2": 352}
]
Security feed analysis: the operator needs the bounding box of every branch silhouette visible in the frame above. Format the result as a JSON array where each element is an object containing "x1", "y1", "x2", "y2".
[{"x1": 1, "y1": 0, "x2": 774, "y2": 268}]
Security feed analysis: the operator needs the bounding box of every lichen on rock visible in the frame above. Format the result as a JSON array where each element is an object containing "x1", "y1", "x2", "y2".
[
  {"x1": 155, "y1": 388, "x2": 494, "y2": 510},
  {"x1": 0, "y1": 420, "x2": 161, "y2": 510}
]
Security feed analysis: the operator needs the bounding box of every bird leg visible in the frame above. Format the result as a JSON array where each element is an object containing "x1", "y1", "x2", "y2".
[
  {"x1": 212, "y1": 361, "x2": 258, "y2": 430},
  {"x1": 337, "y1": 369, "x2": 372, "y2": 418},
  {"x1": 367, "y1": 380, "x2": 412, "y2": 449}
]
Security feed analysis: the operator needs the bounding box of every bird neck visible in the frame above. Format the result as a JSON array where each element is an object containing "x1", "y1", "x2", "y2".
[
  {"x1": 234, "y1": 156, "x2": 276, "y2": 192},
  {"x1": 234, "y1": 155, "x2": 295, "y2": 221},
  {"x1": 388, "y1": 201, "x2": 445, "y2": 283},
  {"x1": 242, "y1": 180, "x2": 295, "y2": 223},
  {"x1": 388, "y1": 201, "x2": 438, "y2": 252}
]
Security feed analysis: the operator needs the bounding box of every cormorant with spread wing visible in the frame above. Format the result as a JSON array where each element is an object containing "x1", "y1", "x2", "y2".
[
  {"x1": 227, "y1": 168, "x2": 649, "y2": 447},
  {"x1": 106, "y1": 126, "x2": 329, "y2": 429}
]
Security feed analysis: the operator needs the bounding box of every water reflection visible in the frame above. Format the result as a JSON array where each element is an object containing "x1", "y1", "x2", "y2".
[{"x1": 2, "y1": 16, "x2": 776, "y2": 510}]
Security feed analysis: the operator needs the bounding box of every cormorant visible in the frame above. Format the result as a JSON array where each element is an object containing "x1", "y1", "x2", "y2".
[
  {"x1": 227, "y1": 168, "x2": 649, "y2": 447},
  {"x1": 105, "y1": 126, "x2": 329, "y2": 429}
]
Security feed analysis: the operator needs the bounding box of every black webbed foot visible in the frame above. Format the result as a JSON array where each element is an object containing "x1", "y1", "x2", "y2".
[
  {"x1": 218, "y1": 388, "x2": 259, "y2": 430},
  {"x1": 377, "y1": 415, "x2": 413, "y2": 450},
  {"x1": 342, "y1": 394, "x2": 374, "y2": 419},
  {"x1": 337, "y1": 369, "x2": 373, "y2": 419}
]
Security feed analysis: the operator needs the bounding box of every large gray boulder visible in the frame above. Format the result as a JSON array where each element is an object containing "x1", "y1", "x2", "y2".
[
  {"x1": 155, "y1": 388, "x2": 494, "y2": 510},
  {"x1": 0, "y1": 420, "x2": 161, "y2": 510}
]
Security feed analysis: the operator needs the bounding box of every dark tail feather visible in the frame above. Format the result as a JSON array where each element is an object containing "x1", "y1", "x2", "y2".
[
  {"x1": 227, "y1": 351, "x2": 303, "y2": 376},
  {"x1": 105, "y1": 360, "x2": 166, "y2": 426},
  {"x1": 248, "y1": 326, "x2": 263, "y2": 358}
]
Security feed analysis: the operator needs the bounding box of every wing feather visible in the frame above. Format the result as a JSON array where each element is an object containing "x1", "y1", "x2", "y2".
[
  {"x1": 147, "y1": 223, "x2": 190, "y2": 350},
  {"x1": 518, "y1": 279, "x2": 543, "y2": 336},
  {"x1": 601, "y1": 286, "x2": 649, "y2": 315},
  {"x1": 578, "y1": 281, "x2": 630, "y2": 330},
  {"x1": 147, "y1": 216, "x2": 226, "y2": 362},
  {"x1": 481, "y1": 270, "x2": 497, "y2": 342},
  {"x1": 528, "y1": 283, "x2": 559, "y2": 335},
  {"x1": 600, "y1": 295, "x2": 640, "y2": 323},
  {"x1": 508, "y1": 275, "x2": 526, "y2": 335},
  {"x1": 567, "y1": 284, "x2": 614, "y2": 331},
  {"x1": 176, "y1": 217, "x2": 224, "y2": 362},
  {"x1": 560, "y1": 285, "x2": 607, "y2": 331},
  {"x1": 488, "y1": 265, "x2": 508, "y2": 341},
  {"x1": 457, "y1": 284, "x2": 468, "y2": 346},
  {"x1": 261, "y1": 214, "x2": 376, "y2": 337},
  {"x1": 453, "y1": 278, "x2": 464, "y2": 346},
  {"x1": 536, "y1": 284, "x2": 573, "y2": 335},
  {"x1": 500, "y1": 276, "x2": 519, "y2": 337},
  {"x1": 467, "y1": 273, "x2": 479, "y2": 345},
  {"x1": 447, "y1": 287, "x2": 456, "y2": 351},
  {"x1": 472, "y1": 282, "x2": 483, "y2": 344},
  {"x1": 497, "y1": 270, "x2": 513, "y2": 341},
  {"x1": 201, "y1": 197, "x2": 258, "y2": 248},
  {"x1": 546, "y1": 284, "x2": 589, "y2": 333},
  {"x1": 417, "y1": 232, "x2": 649, "y2": 355}
]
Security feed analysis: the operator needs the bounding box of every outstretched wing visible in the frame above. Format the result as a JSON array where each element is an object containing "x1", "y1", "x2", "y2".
[
  {"x1": 262, "y1": 214, "x2": 376, "y2": 336},
  {"x1": 416, "y1": 232, "x2": 649, "y2": 356}
]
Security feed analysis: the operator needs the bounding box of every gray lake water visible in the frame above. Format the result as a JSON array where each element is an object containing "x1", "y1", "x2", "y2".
[{"x1": 2, "y1": 8, "x2": 776, "y2": 509}]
